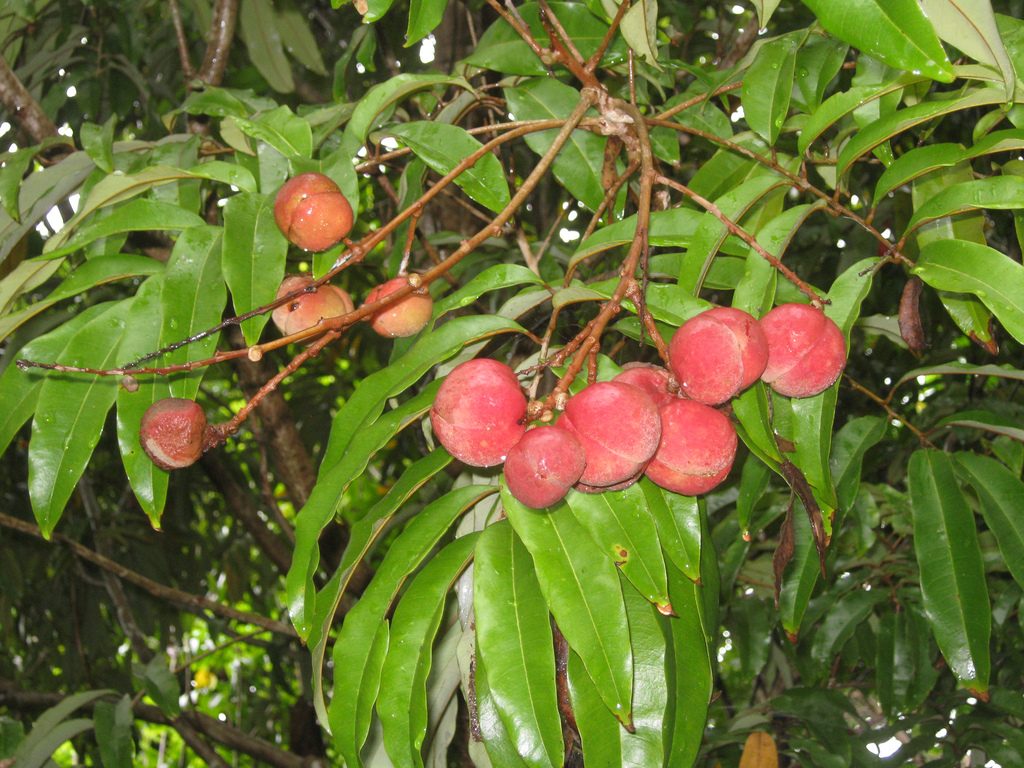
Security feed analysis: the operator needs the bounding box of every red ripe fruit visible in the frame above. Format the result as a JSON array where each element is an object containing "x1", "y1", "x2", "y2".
[
  {"x1": 559, "y1": 381, "x2": 661, "y2": 491},
  {"x1": 668, "y1": 306, "x2": 769, "y2": 405},
  {"x1": 760, "y1": 303, "x2": 847, "y2": 398},
  {"x1": 430, "y1": 359, "x2": 528, "y2": 467},
  {"x1": 272, "y1": 275, "x2": 354, "y2": 337},
  {"x1": 140, "y1": 398, "x2": 207, "y2": 470},
  {"x1": 645, "y1": 399, "x2": 737, "y2": 496},
  {"x1": 613, "y1": 363, "x2": 676, "y2": 408},
  {"x1": 364, "y1": 277, "x2": 433, "y2": 338},
  {"x1": 504, "y1": 426, "x2": 586, "y2": 509},
  {"x1": 273, "y1": 173, "x2": 354, "y2": 252}
]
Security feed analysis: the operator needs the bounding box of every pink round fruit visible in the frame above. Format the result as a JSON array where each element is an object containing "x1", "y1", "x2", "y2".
[
  {"x1": 760, "y1": 303, "x2": 847, "y2": 398},
  {"x1": 645, "y1": 399, "x2": 737, "y2": 496},
  {"x1": 364, "y1": 277, "x2": 433, "y2": 338},
  {"x1": 504, "y1": 426, "x2": 586, "y2": 509},
  {"x1": 669, "y1": 306, "x2": 769, "y2": 405},
  {"x1": 613, "y1": 363, "x2": 675, "y2": 408},
  {"x1": 273, "y1": 172, "x2": 354, "y2": 252},
  {"x1": 272, "y1": 275, "x2": 354, "y2": 337},
  {"x1": 559, "y1": 381, "x2": 661, "y2": 490},
  {"x1": 430, "y1": 359, "x2": 527, "y2": 467},
  {"x1": 140, "y1": 398, "x2": 207, "y2": 471}
]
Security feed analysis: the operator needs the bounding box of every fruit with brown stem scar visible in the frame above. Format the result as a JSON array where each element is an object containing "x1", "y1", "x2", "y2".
[
  {"x1": 140, "y1": 398, "x2": 208, "y2": 470},
  {"x1": 273, "y1": 172, "x2": 354, "y2": 252}
]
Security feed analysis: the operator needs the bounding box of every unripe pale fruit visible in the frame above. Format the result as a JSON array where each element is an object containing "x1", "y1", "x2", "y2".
[
  {"x1": 613, "y1": 363, "x2": 675, "y2": 408},
  {"x1": 645, "y1": 399, "x2": 737, "y2": 496},
  {"x1": 504, "y1": 426, "x2": 586, "y2": 509},
  {"x1": 430, "y1": 359, "x2": 527, "y2": 467},
  {"x1": 668, "y1": 306, "x2": 769, "y2": 405},
  {"x1": 273, "y1": 173, "x2": 354, "y2": 252},
  {"x1": 364, "y1": 277, "x2": 433, "y2": 338},
  {"x1": 272, "y1": 275, "x2": 354, "y2": 338},
  {"x1": 140, "y1": 398, "x2": 207, "y2": 470},
  {"x1": 559, "y1": 381, "x2": 661, "y2": 490},
  {"x1": 760, "y1": 303, "x2": 847, "y2": 398}
]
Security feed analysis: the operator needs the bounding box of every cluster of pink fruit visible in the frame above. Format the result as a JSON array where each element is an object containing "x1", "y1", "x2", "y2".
[{"x1": 431, "y1": 304, "x2": 846, "y2": 509}]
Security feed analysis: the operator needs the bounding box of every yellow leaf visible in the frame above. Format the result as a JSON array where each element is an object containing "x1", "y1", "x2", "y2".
[{"x1": 740, "y1": 731, "x2": 779, "y2": 768}]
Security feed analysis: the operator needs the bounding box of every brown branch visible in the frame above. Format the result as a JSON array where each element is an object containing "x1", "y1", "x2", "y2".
[
  {"x1": 654, "y1": 83, "x2": 742, "y2": 121},
  {"x1": 483, "y1": 0, "x2": 550, "y2": 65},
  {"x1": 585, "y1": 0, "x2": 630, "y2": 72},
  {"x1": 720, "y1": 22, "x2": 760, "y2": 69},
  {"x1": 0, "y1": 511, "x2": 297, "y2": 637},
  {"x1": 0, "y1": 54, "x2": 57, "y2": 143},
  {"x1": 170, "y1": 0, "x2": 196, "y2": 80},
  {"x1": 845, "y1": 374, "x2": 936, "y2": 448},
  {"x1": 197, "y1": 0, "x2": 238, "y2": 86}
]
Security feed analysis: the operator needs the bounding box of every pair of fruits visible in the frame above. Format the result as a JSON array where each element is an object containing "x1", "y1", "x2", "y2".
[{"x1": 430, "y1": 304, "x2": 846, "y2": 509}]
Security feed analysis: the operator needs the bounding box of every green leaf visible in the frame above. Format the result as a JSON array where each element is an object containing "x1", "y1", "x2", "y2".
[
  {"x1": 913, "y1": 239, "x2": 1024, "y2": 344},
  {"x1": 328, "y1": 485, "x2": 495, "y2": 766},
  {"x1": 186, "y1": 160, "x2": 258, "y2": 193},
  {"x1": 10, "y1": 689, "x2": 110, "y2": 768},
  {"x1": 732, "y1": 382, "x2": 783, "y2": 469},
  {"x1": 895, "y1": 362, "x2": 1024, "y2": 390},
  {"x1": 955, "y1": 453, "x2": 1024, "y2": 592},
  {"x1": 474, "y1": 521, "x2": 563, "y2": 768},
  {"x1": 475, "y1": 653, "x2": 532, "y2": 768},
  {"x1": 571, "y1": 208, "x2": 706, "y2": 270},
  {"x1": 779, "y1": 498, "x2": 821, "y2": 639},
  {"x1": 388, "y1": 122, "x2": 511, "y2": 213},
  {"x1": 906, "y1": 176, "x2": 1024, "y2": 234},
  {"x1": 0, "y1": 146, "x2": 41, "y2": 221},
  {"x1": 736, "y1": 455, "x2": 771, "y2": 539},
  {"x1": 278, "y1": 3, "x2": 328, "y2": 75},
  {"x1": 505, "y1": 79, "x2": 606, "y2": 211},
  {"x1": 28, "y1": 300, "x2": 131, "y2": 537},
  {"x1": 794, "y1": 38, "x2": 849, "y2": 111},
  {"x1": 935, "y1": 409, "x2": 1024, "y2": 443},
  {"x1": 874, "y1": 143, "x2": 966, "y2": 201},
  {"x1": 742, "y1": 33, "x2": 800, "y2": 146},
  {"x1": 143, "y1": 655, "x2": 181, "y2": 717},
  {"x1": 922, "y1": 0, "x2": 1015, "y2": 100},
  {"x1": 809, "y1": 589, "x2": 884, "y2": 675},
  {"x1": 378, "y1": 534, "x2": 477, "y2": 768},
  {"x1": 621, "y1": 0, "x2": 659, "y2": 66},
  {"x1": 908, "y1": 450, "x2": 990, "y2": 694},
  {"x1": 80, "y1": 114, "x2": 117, "y2": 173},
  {"x1": 566, "y1": 485, "x2": 671, "y2": 612},
  {"x1": 641, "y1": 478, "x2": 701, "y2": 582},
  {"x1": 239, "y1": 0, "x2": 295, "y2": 93},
  {"x1": 799, "y1": 0, "x2": 953, "y2": 83},
  {"x1": 876, "y1": 604, "x2": 939, "y2": 717},
  {"x1": 566, "y1": 649, "x2": 622, "y2": 765},
  {"x1": 433, "y1": 264, "x2": 544, "y2": 318},
  {"x1": 345, "y1": 74, "x2": 474, "y2": 146},
  {"x1": 43, "y1": 199, "x2": 204, "y2": 259},
  {"x1": 752, "y1": 0, "x2": 782, "y2": 27},
  {"x1": 0, "y1": 258, "x2": 63, "y2": 316},
  {"x1": 94, "y1": 695, "x2": 135, "y2": 768},
  {"x1": 501, "y1": 483, "x2": 634, "y2": 726},
  {"x1": 232, "y1": 105, "x2": 313, "y2": 159},
  {"x1": 836, "y1": 89, "x2": 1005, "y2": 179},
  {"x1": 406, "y1": 0, "x2": 449, "y2": 45},
  {"x1": 222, "y1": 192, "x2": 288, "y2": 345},
  {"x1": 830, "y1": 416, "x2": 887, "y2": 513}
]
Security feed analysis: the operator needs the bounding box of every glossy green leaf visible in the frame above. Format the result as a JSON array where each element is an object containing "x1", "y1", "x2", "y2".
[
  {"x1": 94, "y1": 695, "x2": 135, "y2": 768},
  {"x1": 389, "y1": 122, "x2": 511, "y2": 213},
  {"x1": 908, "y1": 450, "x2": 990, "y2": 694},
  {"x1": 475, "y1": 653, "x2": 532, "y2": 768},
  {"x1": 935, "y1": 409, "x2": 1024, "y2": 443},
  {"x1": 620, "y1": 578, "x2": 669, "y2": 765},
  {"x1": 44, "y1": 199, "x2": 204, "y2": 259},
  {"x1": 641, "y1": 478, "x2": 701, "y2": 582},
  {"x1": 221, "y1": 192, "x2": 288, "y2": 345},
  {"x1": 566, "y1": 648, "x2": 622, "y2": 765},
  {"x1": 433, "y1": 264, "x2": 543, "y2": 318},
  {"x1": 955, "y1": 452, "x2": 1024, "y2": 591},
  {"x1": 232, "y1": 105, "x2": 313, "y2": 159},
  {"x1": 345, "y1": 74, "x2": 473, "y2": 146},
  {"x1": 566, "y1": 484, "x2": 670, "y2": 612},
  {"x1": 621, "y1": 0, "x2": 659, "y2": 65},
  {"x1": 278, "y1": 4, "x2": 328, "y2": 75},
  {"x1": 876, "y1": 605, "x2": 939, "y2": 717},
  {"x1": 329, "y1": 485, "x2": 494, "y2": 765},
  {"x1": 406, "y1": 0, "x2": 448, "y2": 45},
  {"x1": 378, "y1": 534, "x2": 477, "y2": 768},
  {"x1": 572, "y1": 208, "x2": 706, "y2": 269},
  {"x1": 13, "y1": 719, "x2": 93, "y2": 768},
  {"x1": 736, "y1": 455, "x2": 771, "y2": 539},
  {"x1": 80, "y1": 114, "x2": 117, "y2": 173},
  {"x1": 874, "y1": 143, "x2": 966, "y2": 201},
  {"x1": 732, "y1": 382, "x2": 783, "y2": 469},
  {"x1": 239, "y1": 0, "x2": 294, "y2": 93},
  {"x1": 0, "y1": 146, "x2": 41, "y2": 221},
  {"x1": 913, "y1": 239, "x2": 1024, "y2": 344},
  {"x1": 922, "y1": 0, "x2": 1015, "y2": 100},
  {"x1": 505, "y1": 79, "x2": 606, "y2": 211},
  {"x1": 185, "y1": 160, "x2": 258, "y2": 193},
  {"x1": 830, "y1": 416, "x2": 887, "y2": 513},
  {"x1": 115, "y1": 277, "x2": 172, "y2": 528},
  {"x1": 28, "y1": 300, "x2": 131, "y2": 537},
  {"x1": 0, "y1": 258, "x2": 63, "y2": 316},
  {"x1": 143, "y1": 655, "x2": 181, "y2": 717},
  {"x1": 836, "y1": 89, "x2": 1004, "y2": 179},
  {"x1": 474, "y1": 521, "x2": 562, "y2": 768},
  {"x1": 752, "y1": 0, "x2": 782, "y2": 27},
  {"x1": 501, "y1": 484, "x2": 634, "y2": 726},
  {"x1": 742, "y1": 34, "x2": 800, "y2": 146},
  {"x1": 794, "y1": 38, "x2": 849, "y2": 111},
  {"x1": 907, "y1": 176, "x2": 1024, "y2": 234},
  {"x1": 799, "y1": 0, "x2": 953, "y2": 83},
  {"x1": 779, "y1": 498, "x2": 822, "y2": 639},
  {"x1": 809, "y1": 589, "x2": 884, "y2": 675}
]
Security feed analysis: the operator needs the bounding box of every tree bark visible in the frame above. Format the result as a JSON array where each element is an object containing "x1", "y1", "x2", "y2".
[{"x1": 0, "y1": 55, "x2": 57, "y2": 143}]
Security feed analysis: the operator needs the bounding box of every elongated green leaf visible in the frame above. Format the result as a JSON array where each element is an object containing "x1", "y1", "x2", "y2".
[
  {"x1": 239, "y1": 0, "x2": 294, "y2": 92},
  {"x1": 505, "y1": 79, "x2": 606, "y2": 211},
  {"x1": 433, "y1": 265, "x2": 543, "y2": 318},
  {"x1": 28, "y1": 300, "x2": 131, "y2": 536},
  {"x1": 908, "y1": 450, "x2": 990, "y2": 694},
  {"x1": 752, "y1": 0, "x2": 782, "y2": 27},
  {"x1": 0, "y1": 146, "x2": 42, "y2": 221},
  {"x1": 474, "y1": 521, "x2": 562, "y2": 768},
  {"x1": 876, "y1": 603, "x2": 939, "y2": 717},
  {"x1": 407, "y1": 0, "x2": 448, "y2": 45},
  {"x1": 799, "y1": 0, "x2": 953, "y2": 82},
  {"x1": 566, "y1": 648, "x2": 622, "y2": 765},
  {"x1": 475, "y1": 652, "x2": 532, "y2": 768},
  {"x1": 329, "y1": 485, "x2": 495, "y2": 766},
  {"x1": 836, "y1": 89, "x2": 1004, "y2": 178},
  {"x1": 736, "y1": 455, "x2": 771, "y2": 539},
  {"x1": 621, "y1": 0, "x2": 659, "y2": 65},
  {"x1": 742, "y1": 33, "x2": 800, "y2": 146},
  {"x1": 955, "y1": 452, "x2": 1024, "y2": 591},
  {"x1": 732, "y1": 382, "x2": 783, "y2": 469},
  {"x1": 874, "y1": 143, "x2": 966, "y2": 201},
  {"x1": 0, "y1": 258, "x2": 63, "y2": 316},
  {"x1": 232, "y1": 105, "x2": 313, "y2": 159},
  {"x1": 809, "y1": 589, "x2": 884, "y2": 675},
  {"x1": 779, "y1": 495, "x2": 822, "y2": 639},
  {"x1": 794, "y1": 38, "x2": 849, "y2": 111},
  {"x1": 378, "y1": 534, "x2": 477, "y2": 768},
  {"x1": 389, "y1": 122, "x2": 510, "y2": 213},
  {"x1": 13, "y1": 719, "x2": 93, "y2": 768},
  {"x1": 11, "y1": 688, "x2": 110, "y2": 766},
  {"x1": 936, "y1": 409, "x2": 1024, "y2": 443},
  {"x1": 907, "y1": 176, "x2": 1024, "y2": 233},
  {"x1": 501, "y1": 484, "x2": 633, "y2": 726},
  {"x1": 641, "y1": 478, "x2": 700, "y2": 582},
  {"x1": 830, "y1": 416, "x2": 887, "y2": 513},
  {"x1": 94, "y1": 695, "x2": 135, "y2": 768},
  {"x1": 346, "y1": 74, "x2": 473, "y2": 146},
  {"x1": 143, "y1": 655, "x2": 181, "y2": 717},
  {"x1": 222, "y1": 192, "x2": 288, "y2": 345},
  {"x1": 44, "y1": 199, "x2": 204, "y2": 259},
  {"x1": 572, "y1": 208, "x2": 714, "y2": 269},
  {"x1": 620, "y1": 579, "x2": 669, "y2": 765},
  {"x1": 278, "y1": 4, "x2": 328, "y2": 75},
  {"x1": 913, "y1": 239, "x2": 1024, "y2": 344},
  {"x1": 922, "y1": 0, "x2": 1015, "y2": 100}
]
